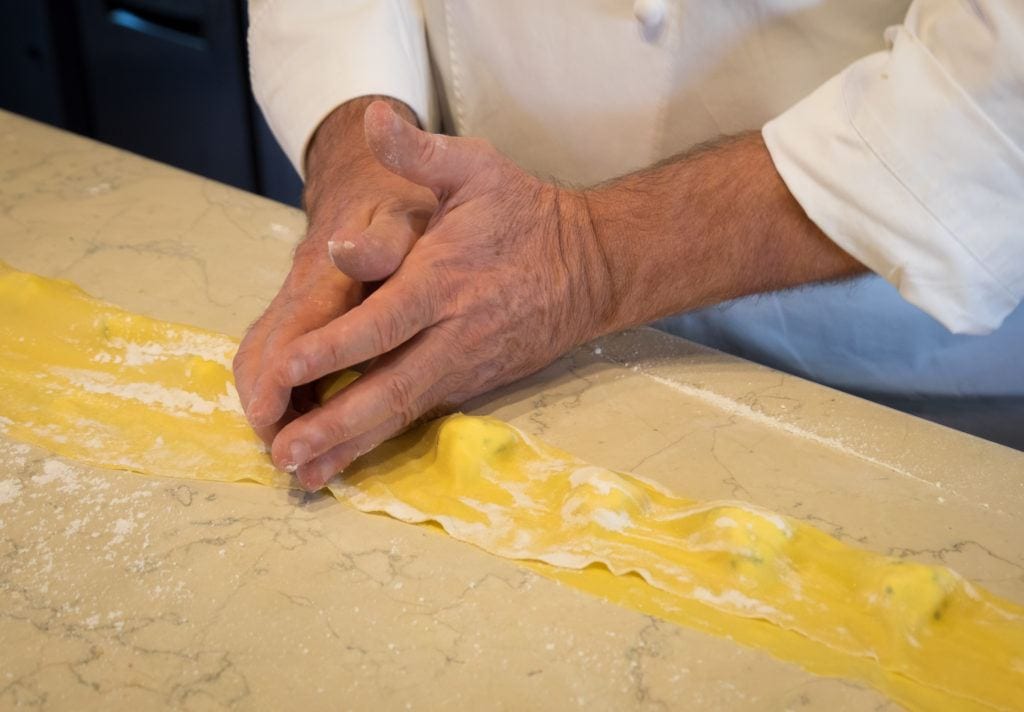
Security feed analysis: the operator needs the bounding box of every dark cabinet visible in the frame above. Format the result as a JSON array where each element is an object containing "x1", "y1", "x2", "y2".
[{"x1": 0, "y1": 0, "x2": 302, "y2": 206}]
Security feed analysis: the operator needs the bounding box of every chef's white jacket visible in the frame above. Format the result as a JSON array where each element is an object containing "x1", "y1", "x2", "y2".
[{"x1": 248, "y1": 1, "x2": 1024, "y2": 427}]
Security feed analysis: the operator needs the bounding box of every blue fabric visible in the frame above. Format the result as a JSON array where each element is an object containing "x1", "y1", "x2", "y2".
[{"x1": 655, "y1": 275, "x2": 1024, "y2": 450}]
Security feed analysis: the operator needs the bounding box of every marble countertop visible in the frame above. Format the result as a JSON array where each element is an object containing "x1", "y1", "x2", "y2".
[{"x1": 1, "y1": 109, "x2": 1021, "y2": 710}]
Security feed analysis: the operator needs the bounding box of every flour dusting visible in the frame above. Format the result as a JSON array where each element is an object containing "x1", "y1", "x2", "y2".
[
  {"x1": 634, "y1": 369, "x2": 945, "y2": 492},
  {"x1": 0, "y1": 478, "x2": 22, "y2": 504},
  {"x1": 111, "y1": 334, "x2": 235, "y2": 369},
  {"x1": 54, "y1": 367, "x2": 243, "y2": 416},
  {"x1": 691, "y1": 586, "x2": 781, "y2": 618},
  {"x1": 0, "y1": 439, "x2": 31, "y2": 468},
  {"x1": 109, "y1": 518, "x2": 136, "y2": 545},
  {"x1": 32, "y1": 460, "x2": 82, "y2": 493}
]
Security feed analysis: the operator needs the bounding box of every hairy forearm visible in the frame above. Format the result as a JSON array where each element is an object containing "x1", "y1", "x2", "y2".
[{"x1": 577, "y1": 132, "x2": 864, "y2": 334}]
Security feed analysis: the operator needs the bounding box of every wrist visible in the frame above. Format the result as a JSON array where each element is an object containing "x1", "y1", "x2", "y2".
[
  {"x1": 567, "y1": 133, "x2": 864, "y2": 337},
  {"x1": 554, "y1": 186, "x2": 622, "y2": 343}
]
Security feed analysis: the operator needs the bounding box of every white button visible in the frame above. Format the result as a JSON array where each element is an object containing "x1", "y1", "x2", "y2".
[{"x1": 634, "y1": 0, "x2": 667, "y2": 42}]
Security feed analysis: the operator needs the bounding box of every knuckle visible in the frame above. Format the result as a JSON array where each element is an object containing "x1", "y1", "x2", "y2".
[
  {"x1": 319, "y1": 415, "x2": 353, "y2": 451},
  {"x1": 381, "y1": 371, "x2": 418, "y2": 415},
  {"x1": 417, "y1": 134, "x2": 438, "y2": 168},
  {"x1": 322, "y1": 334, "x2": 349, "y2": 374},
  {"x1": 309, "y1": 331, "x2": 354, "y2": 379},
  {"x1": 370, "y1": 304, "x2": 407, "y2": 353}
]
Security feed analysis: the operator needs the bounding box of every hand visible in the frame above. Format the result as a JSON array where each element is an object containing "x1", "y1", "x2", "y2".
[
  {"x1": 258, "y1": 101, "x2": 612, "y2": 490},
  {"x1": 248, "y1": 103, "x2": 859, "y2": 493},
  {"x1": 234, "y1": 97, "x2": 437, "y2": 446}
]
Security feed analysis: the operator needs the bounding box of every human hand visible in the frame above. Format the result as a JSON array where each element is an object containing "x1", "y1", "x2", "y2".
[
  {"x1": 234, "y1": 97, "x2": 437, "y2": 446},
  {"x1": 256, "y1": 101, "x2": 612, "y2": 490}
]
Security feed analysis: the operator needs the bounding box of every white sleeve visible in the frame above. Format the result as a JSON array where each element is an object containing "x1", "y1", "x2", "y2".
[
  {"x1": 762, "y1": 0, "x2": 1024, "y2": 335},
  {"x1": 248, "y1": 0, "x2": 438, "y2": 179}
]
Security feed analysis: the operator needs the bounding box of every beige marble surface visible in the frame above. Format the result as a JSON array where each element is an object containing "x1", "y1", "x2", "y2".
[{"x1": 0, "y1": 109, "x2": 1021, "y2": 711}]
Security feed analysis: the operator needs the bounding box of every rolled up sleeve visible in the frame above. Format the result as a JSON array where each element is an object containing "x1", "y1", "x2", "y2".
[
  {"x1": 763, "y1": 0, "x2": 1024, "y2": 335},
  {"x1": 248, "y1": 0, "x2": 438, "y2": 178}
]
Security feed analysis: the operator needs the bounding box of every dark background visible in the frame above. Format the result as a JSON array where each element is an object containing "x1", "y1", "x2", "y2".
[{"x1": 0, "y1": 0, "x2": 303, "y2": 206}]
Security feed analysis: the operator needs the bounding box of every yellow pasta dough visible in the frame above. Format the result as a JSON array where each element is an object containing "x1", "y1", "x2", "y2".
[{"x1": 1, "y1": 262, "x2": 1022, "y2": 711}]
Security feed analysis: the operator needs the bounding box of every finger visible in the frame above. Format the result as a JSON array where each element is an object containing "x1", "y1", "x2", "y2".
[
  {"x1": 235, "y1": 306, "x2": 296, "y2": 418},
  {"x1": 252, "y1": 403, "x2": 300, "y2": 446},
  {"x1": 269, "y1": 326, "x2": 452, "y2": 471},
  {"x1": 363, "y1": 100, "x2": 492, "y2": 198},
  {"x1": 242, "y1": 283, "x2": 365, "y2": 429},
  {"x1": 293, "y1": 412, "x2": 405, "y2": 491},
  {"x1": 232, "y1": 334, "x2": 263, "y2": 412},
  {"x1": 294, "y1": 378, "x2": 458, "y2": 491},
  {"x1": 328, "y1": 205, "x2": 429, "y2": 282},
  {"x1": 253, "y1": 380, "x2": 322, "y2": 445},
  {"x1": 250, "y1": 271, "x2": 440, "y2": 432}
]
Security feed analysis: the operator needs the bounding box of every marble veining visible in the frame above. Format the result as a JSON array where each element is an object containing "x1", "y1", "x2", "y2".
[{"x1": 1, "y1": 109, "x2": 1020, "y2": 710}]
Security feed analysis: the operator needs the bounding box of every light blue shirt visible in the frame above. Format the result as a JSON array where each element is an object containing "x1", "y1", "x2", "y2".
[{"x1": 657, "y1": 276, "x2": 1024, "y2": 450}]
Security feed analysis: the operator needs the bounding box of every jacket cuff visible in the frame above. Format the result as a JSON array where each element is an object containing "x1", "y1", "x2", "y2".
[
  {"x1": 763, "y1": 23, "x2": 1023, "y2": 335},
  {"x1": 248, "y1": 0, "x2": 438, "y2": 179}
]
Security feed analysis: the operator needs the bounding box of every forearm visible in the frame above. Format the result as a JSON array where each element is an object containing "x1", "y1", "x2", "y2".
[{"x1": 578, "y1": 132, "x2": 865, "y2": 335}]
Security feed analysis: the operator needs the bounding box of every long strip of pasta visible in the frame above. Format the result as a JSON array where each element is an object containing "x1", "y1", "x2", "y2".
[{"x1": 2, "y1": 262, "x2": 1021, "y2": 711}]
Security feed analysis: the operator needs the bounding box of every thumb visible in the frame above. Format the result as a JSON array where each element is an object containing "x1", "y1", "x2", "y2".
[
  {"x1": 364, "y1": 100, "x2": 487, "y2": 197},
  {"x1": 328, "y1": 206, "x2": 429, "y2": 282}
]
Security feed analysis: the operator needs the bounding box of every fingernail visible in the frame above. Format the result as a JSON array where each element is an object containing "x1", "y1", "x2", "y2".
[
  {"x1": 289, "y1": 440, "x2": 311, "y2": 465},
  {"x1": 287, "y1": 358, "x2": 304, "y2": 384},
  {"x1": 245, "y1": 397, "x2": 264, "y2": 425},
  {"x1": 299, "y1": 469, "x2": 327, "y2": 493},
  {"x1": 311, "y1": 457, "x2": 345, "y2": 489}
]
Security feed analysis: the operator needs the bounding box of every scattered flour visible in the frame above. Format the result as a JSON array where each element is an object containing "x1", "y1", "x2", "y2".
[
  {"x1": 269, "y1": 222, "x2": 295, "y2": 240},
  {"x1": 109, "y1": 518, "x2": 136, "y2": 545},
  {"x1": 634, "y1": 369, "x2": 943, "y2": 492},
  {"x1": 54, "y1": 367, "x2": 243, "y2": 416},
  {"x1": 691, "y1": 586, "x2": 780, "y2": 617},
  {"x1": 0, "y1": 478, "x2": 22, "y2": 505},
  {"x1": 592, "y1": 508, "x2": 631, "y2": 532},
  {"x1": 0, "y1": 439, "x2": 31, "y2": 469},
  {"x1": 87, "y1": 333, "x2": 234, "y2": 368},
  {"x1": 109, "y1": 334, "x2": 235, "y2": 370},
  {"x1": 32, "y1": 460, "x2": 81, "y2": 493}
]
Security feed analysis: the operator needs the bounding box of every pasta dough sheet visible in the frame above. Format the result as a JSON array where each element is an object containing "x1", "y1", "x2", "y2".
[
  {"x1": 1, "y1": 262, "x2": 1022, "y2": 712},
  {"x1": 0, "y1": 264, "x2": 287, "y2": 488},
  {"x1": 338, "y1": 416, "x2": 1024, "y2": 712}
]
